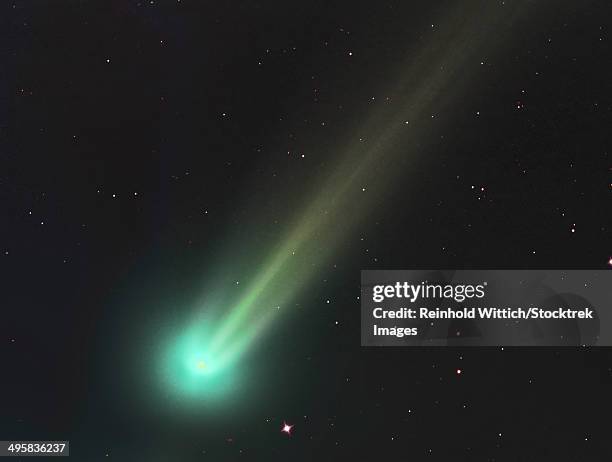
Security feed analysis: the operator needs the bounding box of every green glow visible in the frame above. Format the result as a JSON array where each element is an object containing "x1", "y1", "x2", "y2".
[
  {"x1": 156, "y1": 1, "x2": 535, "y2": 403},
  {"x1": 159, "y1": 321, "x2": 237, "y2": 401}
]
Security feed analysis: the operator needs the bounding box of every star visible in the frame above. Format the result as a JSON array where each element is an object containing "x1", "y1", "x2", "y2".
[{"x1": 281, "y1": 422, "x2": 294, "y2": 436}]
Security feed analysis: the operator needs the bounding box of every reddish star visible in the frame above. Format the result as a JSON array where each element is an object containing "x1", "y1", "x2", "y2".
[{"x1": 281, "y1": 422, "x2": 294, "y2": 436}]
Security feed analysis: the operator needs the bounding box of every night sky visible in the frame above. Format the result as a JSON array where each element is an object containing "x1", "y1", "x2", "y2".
[{"x1": 3, "y1": 1, "x2": 612, "y2": 460}]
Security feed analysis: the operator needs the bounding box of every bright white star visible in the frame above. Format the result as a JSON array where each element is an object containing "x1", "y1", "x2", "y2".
[{"x1": 281, "y1": 422, "x2": 294, "y2": 436}]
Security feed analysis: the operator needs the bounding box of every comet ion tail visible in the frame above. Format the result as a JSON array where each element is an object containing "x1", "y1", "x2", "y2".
[{"x1": 152, "y1": 0, "x2": 538, "y2": 405}]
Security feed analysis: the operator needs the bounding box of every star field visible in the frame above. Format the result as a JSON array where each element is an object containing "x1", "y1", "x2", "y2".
[{"x1": 2, "y1": 1, "x2": 612, "y2": 460}]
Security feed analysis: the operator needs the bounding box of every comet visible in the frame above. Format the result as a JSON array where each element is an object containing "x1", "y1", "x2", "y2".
[{"x1": 154, "y1": 0, "x2": 537, "y2": 403}]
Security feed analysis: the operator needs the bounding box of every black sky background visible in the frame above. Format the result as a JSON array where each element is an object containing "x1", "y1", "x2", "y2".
[{"x1": 3, "y1": 1, "x2": 612, "y2": 460}]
